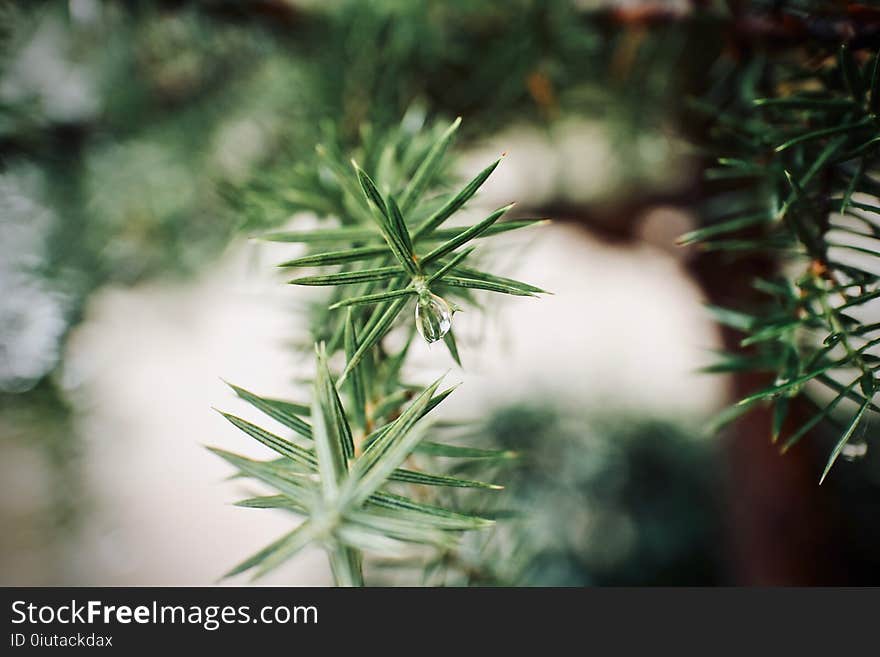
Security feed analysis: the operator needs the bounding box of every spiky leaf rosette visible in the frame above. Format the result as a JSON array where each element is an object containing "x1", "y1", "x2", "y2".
[
  {"x1": 213, "y1": 346, "x2": 503, "y2": 584},
  {"x1": 261, "y1": 116, "x2": 547, "y2": 376}
]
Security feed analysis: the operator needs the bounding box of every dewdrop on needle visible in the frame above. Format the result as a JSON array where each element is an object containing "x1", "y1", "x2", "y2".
[{"x1": 415, "y1": 292, "x2": 452, "y2": 343}]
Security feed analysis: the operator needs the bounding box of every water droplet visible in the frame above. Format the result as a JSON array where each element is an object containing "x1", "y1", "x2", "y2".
[
  {"x1": 841, "y1": 439, "x2": 868, "y2": 461},
  {"x1": 415, "y1": 293, "x2": 452, "y2": 344},
  {"x1": 773, "y1": 375, "x2": 801, "y2": 398},
  {"x1": 843, "y1": 416, "x2": 869, "y2": 461},
  {"x1": 840, "y1": 415, "x2": 871, "y2": 461}
]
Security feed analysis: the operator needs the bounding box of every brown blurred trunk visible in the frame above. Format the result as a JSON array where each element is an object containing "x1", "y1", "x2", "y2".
[
  {"x1": 689, "y1": 252, "x2": 842, "y2": 585},
  {"x1": 540, "y1": 197, "x2": 841, "y2": 584}
]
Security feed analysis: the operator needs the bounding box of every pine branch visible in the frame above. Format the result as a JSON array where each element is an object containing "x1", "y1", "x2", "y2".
[
  {"x1": 693, "y1": 41, "x2": 880, "y2": 482},
  {"x1": 213, "y1": 117, "x2": 544, "y2": 584}
]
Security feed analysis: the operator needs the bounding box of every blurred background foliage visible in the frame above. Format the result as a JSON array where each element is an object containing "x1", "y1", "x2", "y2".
[
  {"x1": 0, "y1": 0, "x2": 677, "y2": 396},
  {"x1": 2, "y1": 0, "x2": 880, "y2": 585},
  {"x1": 371, "y1": 407, "x2": 726, "y2": 586}
]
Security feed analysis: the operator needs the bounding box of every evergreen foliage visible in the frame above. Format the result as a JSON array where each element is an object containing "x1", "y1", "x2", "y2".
[
  {"x1": 688, "y1": 24, "x2": 880, "y2": 483},
  {"x1": 213, "y1": 118, "x2": 545, "y2": 584},
  {"x1": 4, "y1": 0, "x2": 880, "y2": 586}
]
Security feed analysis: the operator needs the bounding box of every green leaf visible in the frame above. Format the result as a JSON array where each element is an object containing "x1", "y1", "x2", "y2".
[
  {"x1": 224, "y1": 382, "x2": 312, "y2": 440},
  {"x1": 363, "y1": 385, "x2": 457, "y2": 452},
  {"x1": 819, "y1": 396, "x2": 871, "y2": 485},
  {"x1": 399, "y1": 116, "x2": 461, "y2": 214},
  {"x1": 328, "y1": 287, "x2": 416, "y2": 310},
  {"x1": 224, "y1": 521, "x2": 317, "y2": 579},
  {"x1": 208, "y1": 447, "x2": 318, "y2": 515},
  {"x1": 360, "y1": 289, "x2": 405, "y2": 335},
  {"x1": 353, "y1": 162, "x2": 419, "y2": 276},
  {"x1": 740, "y1": 320, "x2": 804, "y2": 347},
  {"x1": 441, "y1": 275, "x2": 537, "y2": 296},
  {"x1": 781, "y1": 376, "x2": 861, "y2": 453},
  {"x1": 369, "y1": 491, "x2": 494, "y2": 529},
  {"x1": 344, "y1": 311, "x2": 367, "y2": 430},
  {"x1": 835, "y1": 135, "x2": 880, "y2": 162},
  {"x1": 699, "y1": 351, "x2": 775, "y2": 374},
  {"x1": 215, "y1": 413, "x2": 316, "y2": 469},
  {"x1": 737, "y1": 359, "x2": 845, "y2": 406},
  {"x1": 415, "y1": 441, "x2": 517, "y2": 459},
  {"x1": 264, "y1": 218, "x2": 544, "y2": 247},
  {"x1": 312, "y1": 345, "x2": 353, "y2": 497},
  {"x1": 426, "y1": 247, "x2": 475, "y2": 285},
  {"x1": 289, "y1": 265, "x2": 403, "y2": 287},
  {"x1": 414, "y1": 157, "x2": 503, "y2": 238},
  {"x1": 422, "y1": 384, "x2": 457, "y2": 419},
  {"x1": 839, "y1": 157, "x2": 866, "y2": 214},
  {"x1": 861, "y1": 372, "x2": 876, "y2": 397},
  {"x1": 753, "y1": 97, "x2": 856, "y2": 111},
  {"x1": 370, "y1": 389, "x2": 412, "y2": 421},
  {"x1": 771, "y1": 396, "x2": 789, "y2": 443},
  {"x1": 796, "y1": 133, "x2": 850, "y2": 190},
  {"x1": 278, "y1": 245, "x2": 387, "y2": 268},
  {"x1": 209, "y1": 448, "x2": 318, "y2": 504},
  {"x1": 774, "y1": 118, "x2": 870, "y2": 153},
  {"x1": 353, "y1": 160, "x2": 389, "y2": 217},
  {"x1": 677, "y1": 212, "x2": 771, "y2": 245},
  {"x1": 333, "y1": 526, "x2": 407, "y2": 556},
  {"x1": 390, "y1": 468, "x2": 502, "y2": 489},
  {"x1": 342, "y1": 378, "x2": 441, "y2": 505},
  {"x1": 347, "y1": 508, "x2": 455, "y2": 547},
  {"x1": 705, "y1": 305, "x2": 756, "y2": 332},
  {"x1": 326, "y1": 543, "x2": 363, "y2": 587},
  {"x1": 387, "y1": 195, "x2": 415, "y2": 260},
  {"x1": 704, "y1": 401, "x2": 753, "y2": 435},
  {"x1": 382, "y1": 329, "x2": 416, "y2": 390},
  {"x1": 315, "y1": 143, "x2": 372, "y2": 220},
  {"x1": 442, "y1": 329, "x2": 461, "y2": 367},
  {"x1": 421, "y1": 203, "x2": 514, "y2": 265},
  {"x1": 452, "y1": 267, "x2": 548, "y2": 295},
  {"x1": 428, "y1": 218, "x2": 546, "y2": 242},
  {"x1": 338, "y1": 296, "x2": 409, "y2": 385},
  {"x1": 234, "y1": 494, "x2": 304, "y2": 511}
]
